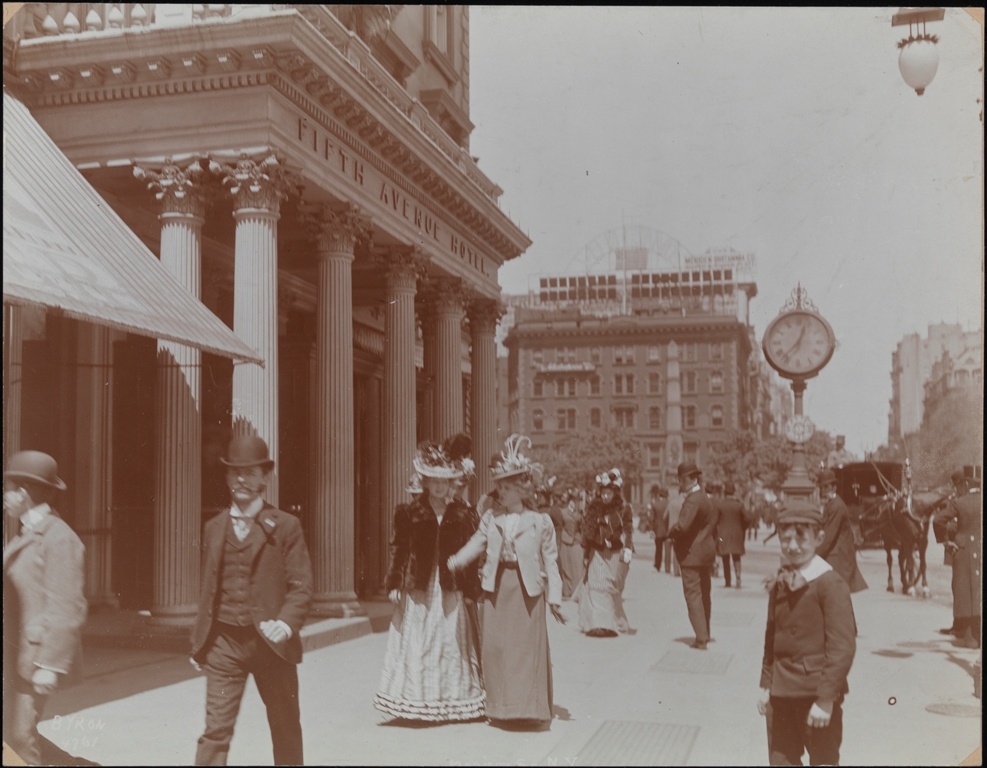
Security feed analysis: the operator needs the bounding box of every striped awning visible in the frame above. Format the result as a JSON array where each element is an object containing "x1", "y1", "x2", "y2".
[{"x1": 2, "y1": 89, "x2": 263, "y2": 365}]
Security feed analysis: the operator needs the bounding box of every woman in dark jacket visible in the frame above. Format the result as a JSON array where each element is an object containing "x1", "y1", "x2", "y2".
[{"x1": 373, "y1": 442, "x2": 484, "y2": 722}]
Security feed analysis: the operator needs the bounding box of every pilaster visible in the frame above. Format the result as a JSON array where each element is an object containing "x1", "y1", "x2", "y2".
[{"x1": 467, "y1": 298, "x2": 503, "y2": 500}]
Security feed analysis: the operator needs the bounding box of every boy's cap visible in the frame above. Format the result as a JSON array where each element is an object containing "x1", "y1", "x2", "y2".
[{"x1": 777, "y1": 501, "x2": 823, "y2": 526}]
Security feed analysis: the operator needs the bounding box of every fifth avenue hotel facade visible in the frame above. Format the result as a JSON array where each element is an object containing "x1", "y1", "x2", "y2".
[{"x1": 3, "y1": 5, "x2": 530, "y2": 618}]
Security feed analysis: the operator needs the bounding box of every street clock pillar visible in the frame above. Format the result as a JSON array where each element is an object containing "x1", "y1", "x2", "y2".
[{"x1": 761, "y1": 284, "x2": 837, "y2": 502}]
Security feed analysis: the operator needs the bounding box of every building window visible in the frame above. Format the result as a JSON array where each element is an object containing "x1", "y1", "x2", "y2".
[
  {"x1": 590, "y1": 408, "x2": 601, "y2": 428},
  {"x1": 614, "y1": 406, "x2": 635, "y2": 429},
  {"x1": 710, "y1": 342, "x2": 723, "y2": 360},
  {"x1": 682, "y1": 343, "x2": 698, "y2": 362},
  {"x1": 648, "y1": 345, "x2": 661, "y2": 363},
  {"x1": 533, "y1": 379, "x2": 543, "y2": 398},
  {"x1": 532, "y1": 409, "x2": 544, "y2": 431},
  {"x1": 614, "y1": 345, "x2": 636, "y2": 365},
  {"x1": 532, "y1": 349, "x2": 543, "y2": 366},
  {"x1": 684, "y1": 405, "x2": 697, "y2": 429},
  {"x1": 590, "y1": 347, "x2": 602, "y2": 365},
  {"x1": 614, "y1": 373, "x2": 634, "y2": 395},
  {"x1": 648, "y1": 372, "x2": 662, "y2": 395},
  {"x1": 711, "y1": 405, "x2": 724, "y2": 428},
  {"x1": 648, "y1": 442, "x2": 664, "y2": 469},
  {"x1": 710, "y1": 370, "x2": 724, "y2": 394},
  {"x1": 589, "y1": 375, "x2": 601, "y2": 396},
  {"x1": 649, "y1": 406, "x2": 662, "y2": 430},
  {"x1": 556, "y1": 408, "x2": 576, "y2": 431},
  {"x1": 683, "y1": 371, "x2": 697, "y2": 394},
  {"x1": 555, "y1": 377, "x2": 576, "y2": 397},
  {"x1": 684, "y1": 441, "x2": 698, "y2": 462}
]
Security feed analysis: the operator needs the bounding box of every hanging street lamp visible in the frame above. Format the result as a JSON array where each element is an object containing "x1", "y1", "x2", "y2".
[{"x1": 892, "y1": 7, "x2": 946, "y2": 96}]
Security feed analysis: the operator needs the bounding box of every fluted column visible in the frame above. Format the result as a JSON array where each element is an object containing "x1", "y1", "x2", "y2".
[
  {"x1": 424, "y1": 278, "x2": 468, "y2": 440},
  {"x1": 220, "y1": 154, "x2": 288, "y2": 505},
  {"x1": 135, "y1": 159, "x2": 206, "y2": 621},
  {"x1": 74, "y1": 325, "x2": 115, "y2": 606},
  {"x1": 381, "y1": 246, "x2": 427, "y2": 588},
  {"x1": 309, "y1": 203, "x2": 369, "y2": 617},
  {"x1": 468, "y1": 298, "x2": 503, "y2": 500},
  {"x1": 3, "y1": 304, "x2": 23, "y2": 459}
]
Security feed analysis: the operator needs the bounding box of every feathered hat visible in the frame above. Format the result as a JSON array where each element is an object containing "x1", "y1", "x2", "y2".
[
  {"x1": 412, "y1": 441, "x2": 462, "y2": 480},
  {"x1": 595, "y1": 467, "x2": 624, "y2": 490},
  {"x1": 490, "y1": 434, "x2": 540, "y2": 481}
]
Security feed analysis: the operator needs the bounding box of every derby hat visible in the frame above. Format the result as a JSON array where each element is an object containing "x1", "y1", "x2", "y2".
[
  {"x1": 677, "y1": 461, "x2": 702, "y2": 479},
  {"x1": 777, "y1": 500, "x2": 823, "y2": 526},
  {"x1": 4, "y1": 450, "x2": 67, "y2": 491},
  {"x1": 221, "y1": 435, "x2": 275, "y2": 471},
  {"x1": 816, "y1": 469, "x2": 837, "y2": 487}
]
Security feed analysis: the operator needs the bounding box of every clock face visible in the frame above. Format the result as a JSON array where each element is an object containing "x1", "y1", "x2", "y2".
[
  {"x1": 762, "y1": 310, "x2": 835, "y2": 378},
  {"x1": 785, "y1": 415, "x2": 815, "y2": 444}
]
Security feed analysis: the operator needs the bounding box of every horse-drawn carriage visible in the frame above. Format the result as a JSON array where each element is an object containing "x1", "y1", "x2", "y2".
[{"x1": 834, "y1": 460, "x2": 948, "y2": 596}]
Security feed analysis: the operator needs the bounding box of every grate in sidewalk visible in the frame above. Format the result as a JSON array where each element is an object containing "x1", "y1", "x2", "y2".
[
  {"x1": 650, "y1": 648, "x2": 733, "y2": 675},
  {"x1": 575, "y1": 720, "x2": 699, "y2": 766}
]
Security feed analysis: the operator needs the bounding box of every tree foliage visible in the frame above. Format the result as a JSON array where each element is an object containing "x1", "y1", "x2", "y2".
[
  {"x1": 704, "y1": 430, "x2": 833, "y2": 494},
  {"x1": 531, "y1": 428, "x2": 643, "y2": 492},
  {"x1": 904, "y1": 387, "x2": 983, "y2": 488}
]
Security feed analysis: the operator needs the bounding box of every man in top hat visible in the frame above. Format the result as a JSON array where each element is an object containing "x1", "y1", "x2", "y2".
[
  {"x1": 4, "y1": 451, "x2": 87, "y2": 766},
  {"x1": 826, "y1": 436, "x2": 856, "y2": 469},
  {"x1": 815, "y1": 470, "x2": 867, "y2": 595},
  {"x1": 933, "y1": 470, "x2": 981, "y2": 649},
  {"x1": 757, "y1": 501, "x2": 856, "y2": 766},
  {"x1": 668, "y1": 461, "x2": 718, "y2": 649},
  {"x1": 191, "y1": 436, "x2": 313, "y2": 766}
]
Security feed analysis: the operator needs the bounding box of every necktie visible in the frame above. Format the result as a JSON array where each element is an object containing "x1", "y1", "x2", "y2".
[{"x1": 774, "y1": 565, "x2": 808, "y2": 594}]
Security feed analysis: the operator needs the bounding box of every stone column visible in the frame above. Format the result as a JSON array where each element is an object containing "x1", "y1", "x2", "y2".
[
  {"x1": 425, "y1": 277, "x2": 468, "y2": 441},
  {"x1": 309, "y1": 203, "x2": 369, "y2": 617},
  {"x1": 136, "y1": 159, "x2": 206, "y2": 621},
  {"x1": 380, "y1": 246, "x2": 427, "y2": 587},
  {"x1": 74, "y1": 324, "x2": 115, "y2": 606},
  {"x1": 468, "y1": 298, "x2": 503, "y2": 500},
  {"x1": 220, "y1": 154, "x2": 289, "y2": 505},
  {"x1": 3, "y1": 304, "x2": 23, "y2": 459}
]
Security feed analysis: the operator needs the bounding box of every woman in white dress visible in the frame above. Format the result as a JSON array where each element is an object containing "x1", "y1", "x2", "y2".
[{"x1": 373, "y1": 442, "x2": 484, "y2": 722}]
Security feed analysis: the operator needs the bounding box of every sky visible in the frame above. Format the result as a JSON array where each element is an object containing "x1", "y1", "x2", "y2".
[{"x1": 468, "y1": 7, "x2": 984, "y2": 458}]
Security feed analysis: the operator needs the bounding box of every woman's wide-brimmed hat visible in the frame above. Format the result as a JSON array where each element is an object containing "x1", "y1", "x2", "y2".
[
  {"x1": 595, "y1": 467, "x2": 624, "y2": 490},
  {"x1": 412, "y1": 442, "x2": 463, "y2": 480},
  {"x1": 490, "y1": 434, "x2": 540, "y2": 481},
  {"x1": 405, "y1": 473, "x2": 424, "y2": 496},
  {"x1": 4, "y1": 450, "x2": 67, "y2": 491},
  {"x1": 221, "y1": 435, "x2": 275, "y2": 471}
]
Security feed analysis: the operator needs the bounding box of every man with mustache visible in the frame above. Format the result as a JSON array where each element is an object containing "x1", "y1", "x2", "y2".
[{"x1": 190, "y1": 436, "x2": 313, "y2": 765}]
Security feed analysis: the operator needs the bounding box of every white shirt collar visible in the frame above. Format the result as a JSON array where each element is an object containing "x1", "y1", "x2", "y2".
[
  {"x1": 230, "y1": 496, "x2": 264, "y2": 520},
  {"x1": 21, "y1": 503, "x2": 51, "y2": 532},
  {"x1": 799, "y1": 555, "x2": 833, "y2": 583}
]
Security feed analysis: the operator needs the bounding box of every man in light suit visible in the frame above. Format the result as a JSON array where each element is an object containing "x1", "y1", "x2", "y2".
[
  {"x1": 668, "y1": 461, "x2": 718, "y2": 649},
  {"x1": 3, "y1": 451, "x2": 87, "y2": 766},
  {"x1": 191, "y1": 436, "x2": 313, "y2": 766}
]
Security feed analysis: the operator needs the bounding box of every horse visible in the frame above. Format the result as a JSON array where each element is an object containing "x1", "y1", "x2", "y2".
[{"x1": 872, "y1": 490, "x2": 943, "y2": 597}]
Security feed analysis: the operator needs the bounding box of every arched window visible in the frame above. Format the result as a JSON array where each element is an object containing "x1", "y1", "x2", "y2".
[
  {"x1": 711, "y1": 405, "x2": 724, "y2": 428},
  {"x1": 710, "y1": 370, "x2": 724, "y2": 393},
  {"x1": 649, "y1": 406, "x2": 662, "y2": 430},
  {"x1": 532, "y1": 409, "x2": 544, "y2": 431}
]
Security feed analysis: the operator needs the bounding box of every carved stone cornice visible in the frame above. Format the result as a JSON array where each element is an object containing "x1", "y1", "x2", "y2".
[
  {"x1": 303, "y1": 202, "x2": 372, "y2": 256},
  {"x1": 215, "y1": 153, "x2": 292, "y2": 214},
  {"x1": 133, "y1": 157, "x2": 207, "y2": 218}
]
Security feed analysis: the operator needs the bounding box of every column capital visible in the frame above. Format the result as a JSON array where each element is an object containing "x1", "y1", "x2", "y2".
[
  {"x1": 302, "y1": 202, "x2": 372, "y2": 256},
  {"x1": 379, "y1": 245, "x2": 429, "y2": 288},
  {"x1": 134, "y1": 157, "x2": 206, "y2": 219},
  {"x1": 467, "y1": 297, "x2": 506, "y2": 331},
  {"x1": 419, "y1": 277, "x2": 472, "y2": 318},
  {"x1": 215, "y1": 153, "x2": 292, "y2": 214}
]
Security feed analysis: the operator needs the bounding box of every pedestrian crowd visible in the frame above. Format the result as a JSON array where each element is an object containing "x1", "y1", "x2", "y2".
[{"x1": 3, "y1": 441, "x2": 979, "y2": 767}]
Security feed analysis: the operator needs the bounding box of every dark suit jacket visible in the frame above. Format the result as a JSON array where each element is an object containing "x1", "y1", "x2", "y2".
[
  {"x1": 668, "y1": 488, "x2": 717, "y2": 566},
  {"x1": 3, "y1": 511, "x2": 87, "y2": 685},
  {"x1": 384, "y1": 494, "x2": 481, "y2": 599},
  {"x1": 818, "y1": 494, "x2": 867, "y2": 593},
  {"x1": 944, "y1": 489, "x2": 982, "y2": 616},
  {"x1": 760, "y1": 568, "x2": 856, "y2": 704},
  {"x1": 191, "y1": 504, "x2": 313, "y2": 664},
  {"x1": 715, "y1": 497, "x2": 749, "y2": 556}
]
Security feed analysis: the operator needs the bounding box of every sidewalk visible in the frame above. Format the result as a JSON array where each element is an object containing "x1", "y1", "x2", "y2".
[{"x1": 33, "y1": 526, "x2": 980, "y2": 766}]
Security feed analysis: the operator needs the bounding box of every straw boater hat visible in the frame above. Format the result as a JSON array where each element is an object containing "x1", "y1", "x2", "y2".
[
  {"x1": 490, "y1": 434, "x2": 539, "y2": 481},
  {"x1": 4, "y1": 450, "x2": 67, "y2": 491},
  {"x1": 412, "y1": 442, "x2": 462, "y2": 480}
]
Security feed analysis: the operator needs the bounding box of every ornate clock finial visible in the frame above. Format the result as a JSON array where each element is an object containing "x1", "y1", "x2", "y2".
[{"x1": 781, "y1": 282, "x2": 819, "y2": 314}]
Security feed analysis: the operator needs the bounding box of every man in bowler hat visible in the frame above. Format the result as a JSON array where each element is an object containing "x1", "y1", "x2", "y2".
[
  {"x1": 3, "y1": 451, "x2": 87, "y2": 766},
  {"x1": 934, "y1": 470, "x2": 981, "y2": 648},
  {"x1": 668, "y1": 461, "x2": 718, "y2": 649},
  {"x1": 191, "y1": 436, "x2": 313, "y2": 765},
  {"x1": 816, "y1": 470, "x2": 867, "y2": 594}
]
